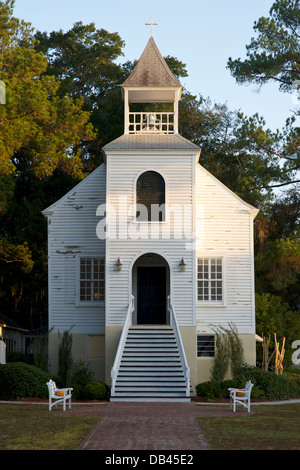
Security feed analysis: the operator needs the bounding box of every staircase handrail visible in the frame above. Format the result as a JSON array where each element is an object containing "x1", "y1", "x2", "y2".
[
  {"x1": 111, "y1": 295, "x2": 134, "y2": 396},
  {"x1": 167, "y1": 296, "x2": 190, "y2": 397}
]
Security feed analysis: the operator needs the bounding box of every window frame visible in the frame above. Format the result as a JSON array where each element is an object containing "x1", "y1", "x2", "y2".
[
  {"x1": 134, "y1": 170, "x2": 166, "y2": 223},
  {"x1": 76, "y1": 256, "x2": 105, "y2": 306},
  {"x1": 197, "y1": 335, "x2": 215, "y2": 358},
  {"x1": 197, "y1": 257, "x2": 225, "y2": 306}
]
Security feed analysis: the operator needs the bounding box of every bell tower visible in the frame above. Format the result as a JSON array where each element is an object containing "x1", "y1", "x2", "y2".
[
  {"x1": 102, "y1": 25, "x2": 200, "y2": 394},
  {"x1": 121, "y1": 22, "x2": 182, "y2": 135}
]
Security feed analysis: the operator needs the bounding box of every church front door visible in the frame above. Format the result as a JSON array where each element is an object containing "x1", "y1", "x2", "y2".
[{"x1": 137, "y1": 266, "x2": 166, "y2": 324}]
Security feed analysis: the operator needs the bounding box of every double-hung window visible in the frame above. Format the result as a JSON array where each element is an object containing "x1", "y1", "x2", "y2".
[
  {"x1": 197, "y1": 257, "x2": 223, "y2": 303},
  {"x1": 79, "y1": 257, "x2": 105, "y2": 303}
]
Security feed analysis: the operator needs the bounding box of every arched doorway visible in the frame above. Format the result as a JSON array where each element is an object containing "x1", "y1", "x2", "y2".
[{"x1": 132, "y1": 253, "x2": 170, "y2": 325}]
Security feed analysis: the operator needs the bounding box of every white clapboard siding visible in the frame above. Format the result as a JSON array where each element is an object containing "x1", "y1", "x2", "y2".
[
  {"x1": 195, "y1": 164, "x2": 258, "y2": 335},
  {"x1": 43, "y1": 164, "x2": 106, "y2": 334},
  {"x1": 105, "y1": 150, "x2": 196, "y2": 326},
  {"x1": 44, "y1": 154, "x2": 258, "y2": 336}
]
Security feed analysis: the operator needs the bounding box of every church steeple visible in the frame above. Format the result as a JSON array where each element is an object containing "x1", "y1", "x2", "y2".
[{"x1": 122, "y1": 32, "x2": 182, "y2": 135}]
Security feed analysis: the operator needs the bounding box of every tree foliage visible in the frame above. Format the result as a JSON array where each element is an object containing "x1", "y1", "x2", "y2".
[
  {"x1": 255, "y1": 293, "x2": 300, "y2": 355},
  {"x1": 179, "y1": 93, "x2": 283, "y2": 206},
  {"x1": 227, "y1": 0, "x2": 300, "y2": 92},
  {"x1": 227, "y1": 0, "x2": 300, "y2": 185},
  {"x1": 226, "y1": 1, "x2": 300, "y2": 344},
  {"x1": 0, "y1": 1, "x2": 94, "y2": 181}
]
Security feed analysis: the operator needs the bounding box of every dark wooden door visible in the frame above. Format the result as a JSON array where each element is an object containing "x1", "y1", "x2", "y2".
[{"x1": 137, "y1": 267, "x2": 166, "y2": 324}]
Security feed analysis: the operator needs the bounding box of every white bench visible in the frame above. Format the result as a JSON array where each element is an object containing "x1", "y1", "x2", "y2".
[
  {"x1": 228, "y1": 380, "x2": 253, "y2": 412},
  {"x1": 47, "y1": 380, "x2": 73, "y2": 411}
]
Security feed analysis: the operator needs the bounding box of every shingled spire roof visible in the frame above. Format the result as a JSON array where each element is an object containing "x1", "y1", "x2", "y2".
[{"x1": 122, "y1": 36, "x2": 182, "y2": 89}]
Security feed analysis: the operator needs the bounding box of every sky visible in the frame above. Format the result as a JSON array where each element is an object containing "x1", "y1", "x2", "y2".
[{"x1": 13, "y1": 0, "x2": 298, "y2": 133}]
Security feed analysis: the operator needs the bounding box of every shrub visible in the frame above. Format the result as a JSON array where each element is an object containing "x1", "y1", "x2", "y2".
[
  {"x1": 284, "y1": 373, "x2": 300, "y2": 398},
  {"x1": 32, "y1": 331, "x2": 49, "y2": 372},
  {"x1": 234, "y1": 367, "x2": 300, "y2": 400},
  {"x1": 6, "y1": 352, "x2": 34, "y2": 365},
  {"x1": 58, "y1": 329, "x2": 73, "y2": 387},
  {"x1": 210, "y1": 323, "x2": 246, "y2": 382},
  {"x1": 81, "y1": 381, "x2": 106, "y2": 400},
  {"x1": 210, "y1": 328, "x2": 230, "y2": 382},
  {"x1": 220, "y1": 377, "x2": 265, "y2": 399},
  {"x1": 196, "y1": 367, "x2": 300, "y2": 401},
  {"x1": 70, "y1": 359, "x2": 95, "y2": 388},
  {"x1": 226, "y1": 322, "x2": 245, "y2": 376},
  {"x1": 0, "y1": 362, "x2": 51, "y2": 400},
  {"x1": 195, "y1": 380, "x2": 223, "y2": 400},
  {"x1": 71, "y1": 384, "x2": 83, "y2": 399},
  {"x1": 219, "y1": 379, "x2": 243, "y2": 398}
]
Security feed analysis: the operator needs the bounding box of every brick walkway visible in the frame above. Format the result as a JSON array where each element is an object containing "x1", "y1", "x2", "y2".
[{"x1": 71, "y1": 401, "x2": 251, "y2": 450}]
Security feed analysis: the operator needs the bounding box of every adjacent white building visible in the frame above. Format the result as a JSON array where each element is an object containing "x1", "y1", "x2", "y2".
[{"x1": 43, "y1": 35, "x2": 259, "y2": 401}]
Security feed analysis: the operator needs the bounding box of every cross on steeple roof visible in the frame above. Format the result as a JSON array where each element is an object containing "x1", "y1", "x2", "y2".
[{"x1": 145, "y1": 17, "x2": 158, "y2": 37}]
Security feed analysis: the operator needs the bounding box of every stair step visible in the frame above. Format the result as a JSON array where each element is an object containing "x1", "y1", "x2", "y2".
[
  {"x1": 123, "y1": 352, "x2": 180, "y2": 357},
  {"x1": 119, "y1": 367, "x2": 184, "y2": 372},
  {"x1": 117, "y1": 375, "x2": 185, "y2": 385},
  {"x1": 115, "y1": 387, "x2": 187, "y2": 392},
  {"x1": 113, "y1": 391, "x2": 187, "y2": 397},
  {"x1": 127, "y1": 331, "x2": 175, "y2": 335},
  {"x1": 112, "y1": 325, "x2": 189, "y2": 402},
  {"x1": 121, "y1": 359, "x2": 181, "y2": 362},
  {"x1": 126, "y1": 338, "x2": 176, "y2": 345},
  {"x1": 110, "y1": 397, "x2": 190, "y2": 403},
  {"x1": 127, "y1": 336, "x2": 176, "y2": 340},
  {"x1": 120, "y1": 363, "x2": 181, "y2": 368},
  {"x1": 128, "y1": 327, "x2": 174, "y2": 330},
  {"x1": 124, "y1": 345, "x2": 177, "y2": 350}
]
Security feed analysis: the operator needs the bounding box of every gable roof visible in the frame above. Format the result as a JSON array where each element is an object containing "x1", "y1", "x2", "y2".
[
  {"x1": 42, "y1": 163, "x2": 106, "y2": 216},
  {"x1": 196, "y1": 163, "x2": 259, "y2": 216},
  {"x1": 0, "y1": 309, "x2": 28, "y2": 332},
  {"x1": 102, "y1": 133, "x2": 200, "y2": 150},
  {"x1": 122, "y1": 36, "x2": 182, "y2": 89}
]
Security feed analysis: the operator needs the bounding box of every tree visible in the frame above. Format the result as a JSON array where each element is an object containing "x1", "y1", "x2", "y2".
[
  {"x1": 255, "y1": 293, "x2": 300, "y2": 364},
  {"x1": 227, "y1": 0, "x2": 300, "y2": 187},
  {"x1": 0, "y1": 0, "x2": 94, "y2": 184},
  {"x1": 34, "y1": 22, "x2": 126, "y2": 166},
  {"x1": 254, "y1": 188, "x2": 300, "y2": 309},
  {"x1": 179, "y1": 93, "x2": 282, "y2": 206},
  {"x1": 35, "y1": 22, "x2": 125, "y2": 100},
  {"x1": 0, "y1": 1, "x2": 93, "y2": 327},
  {"x1": 266, "y1": 187, "x2": 300, "y2": 240},
  {"x1": 227, "y1": 0, "x2": 300, "y2": 91}
]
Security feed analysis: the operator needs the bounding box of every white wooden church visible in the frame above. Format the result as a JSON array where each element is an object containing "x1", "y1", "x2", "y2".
[{"x1": 43, "y1": 31, "x2": 259, "y2": 401}]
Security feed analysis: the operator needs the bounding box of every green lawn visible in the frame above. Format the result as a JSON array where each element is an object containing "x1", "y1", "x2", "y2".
[
  {"x1": 197, "y1": 403, "x2": 300, "y2": 450},
  {"x1": 0, "y1": 404, "x2": 99, "y2": 450},
  {"x1": 1, "y1": 402, "x2": 300, "y2": 450}
]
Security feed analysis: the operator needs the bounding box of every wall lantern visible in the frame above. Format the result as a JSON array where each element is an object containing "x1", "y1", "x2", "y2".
[
  {"x1": 114, "y1": 258, "x2": 123, "y2": 272},
  {"x1": 179, "y1": 258, "x2": 186, "y2": 272}
]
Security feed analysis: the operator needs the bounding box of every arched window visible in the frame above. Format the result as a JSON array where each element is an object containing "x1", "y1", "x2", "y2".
[{"x1": 136, "y1": 171, "x2": 165, "y2": 221}]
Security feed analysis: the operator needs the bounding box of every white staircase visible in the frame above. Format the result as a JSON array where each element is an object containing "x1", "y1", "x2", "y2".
[{"x1": 110, "y1": 326, "x2": 190, "y2": 402}]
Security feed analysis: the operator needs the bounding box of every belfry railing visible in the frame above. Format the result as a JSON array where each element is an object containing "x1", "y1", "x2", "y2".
[{"x1": 128, "y1": 112, "x2": 175, "y2": 134}]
